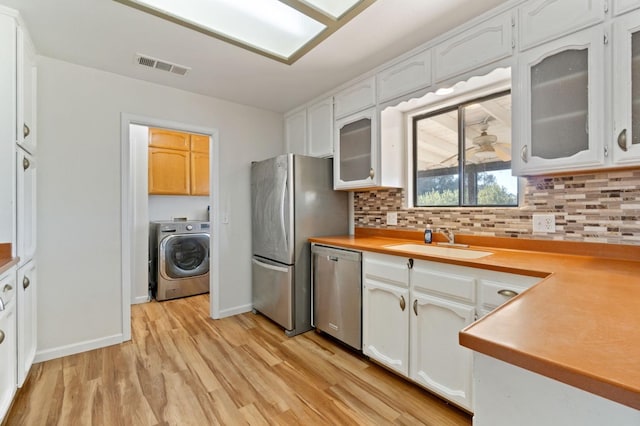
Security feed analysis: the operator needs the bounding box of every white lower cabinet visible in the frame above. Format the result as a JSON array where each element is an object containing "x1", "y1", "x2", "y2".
[
  {"x1": 410, "y1": 290, "x2": 474, "y2": 411},
  {"x1": 362, "y1": 252, "x2": 409, "y2": 376},
  {"x1": 17, "y1": 260, "x2": 36, "y2": 386},
  {"x1": 362, "y1": 250, "x2": 541, "y2": 413},
  {"x1": 0, "y1": 269, "x2": 17, "y2": 424}
]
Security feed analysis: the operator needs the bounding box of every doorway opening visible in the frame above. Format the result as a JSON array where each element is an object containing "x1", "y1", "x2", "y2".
[{"x1": 120, "y1": 113, "x2": 220, "y2": 341}]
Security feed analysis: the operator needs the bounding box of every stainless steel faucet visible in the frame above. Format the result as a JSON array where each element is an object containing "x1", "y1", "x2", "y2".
[{"x1": 444, "y1": 228, "x2": 455, "y2": 244}]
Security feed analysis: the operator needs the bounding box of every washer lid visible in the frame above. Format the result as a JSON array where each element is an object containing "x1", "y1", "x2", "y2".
[{"x1": 160, "y1": 233, "x2": 210, "y2": 279}]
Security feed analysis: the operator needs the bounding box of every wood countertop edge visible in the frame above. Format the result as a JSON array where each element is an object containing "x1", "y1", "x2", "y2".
[
  {"x1": 309, "y1": 232, "x2": 640, "y2": 410},
  {"x1": 458, "y1": 332, "x2": 640, "y2": 410},
  {"x1": 0, "y1": 257, "x2": 19, "y2": 276}
]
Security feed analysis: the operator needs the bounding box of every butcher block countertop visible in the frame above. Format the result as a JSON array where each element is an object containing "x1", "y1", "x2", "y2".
[
  {"x1": 309, "y1": 228, "x2": 640, "y2": 410},
  {"x1": 0, "y1": 243, "x2": 18, "y2": 276}
]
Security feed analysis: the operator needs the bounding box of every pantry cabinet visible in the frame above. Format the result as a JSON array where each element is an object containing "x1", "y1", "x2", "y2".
[
  {"x1": 518, "y1": 0, "x2": 605, "y2": 51},
  {"x1": 612, "y1": 9, "x2": 640, "y2": 164},
  {"x1": 0, "y1": 269, "x2": 17, "y2": 424},
  {"x1": 16, "y1": 260, "x2": 36, "y2": 387},
  {"x1": 16, "y1": 25, "x2": 36, "y2": 155},
  {"x1": 16, "y1": 148, "x2": 35, "y2": 264},
  {"x1": 512, "y1": 26, "x2": 606, "y2": 175}
]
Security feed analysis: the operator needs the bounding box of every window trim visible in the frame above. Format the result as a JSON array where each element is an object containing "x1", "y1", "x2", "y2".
[{"x1": 412, "y1": 89, "x2": 516, "y2": 208}]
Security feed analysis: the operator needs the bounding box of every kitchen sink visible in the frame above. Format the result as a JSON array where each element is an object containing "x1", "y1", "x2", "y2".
[{"x1": 383, "y1": 243, "x2": 492, "y2": 259}]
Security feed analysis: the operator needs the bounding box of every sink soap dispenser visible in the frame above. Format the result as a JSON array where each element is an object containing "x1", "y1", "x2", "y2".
[{"x1": 424, "y1": 225, "x2": 432, "y2": 244}]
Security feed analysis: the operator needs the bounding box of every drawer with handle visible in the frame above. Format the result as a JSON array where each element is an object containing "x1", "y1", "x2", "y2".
[{"x1": 478, "y1": 279, "x2": 529, "y2": 312}]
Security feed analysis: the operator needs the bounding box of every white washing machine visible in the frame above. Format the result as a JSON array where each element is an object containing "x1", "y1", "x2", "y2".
[{"x1": 149, "y1": 220, "x2": 210, "y2": 301}]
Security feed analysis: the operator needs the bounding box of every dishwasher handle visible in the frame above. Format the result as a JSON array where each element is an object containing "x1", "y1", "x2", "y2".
[{"x1": 311, "y1": 244, "x2": 361, "y2": 263}]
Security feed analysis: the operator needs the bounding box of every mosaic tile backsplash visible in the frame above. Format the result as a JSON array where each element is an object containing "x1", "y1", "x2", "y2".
[{"x1": 354, "y1": 169, "x2": 640, "y2": 246}]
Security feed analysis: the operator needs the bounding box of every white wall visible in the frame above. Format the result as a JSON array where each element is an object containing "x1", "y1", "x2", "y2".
[
  {"x1": 148, "y1": 196, "x2": 209, "y2": 222},
  {"x1": 36, "y1": 56, "x2": 283, "y2": 359}
]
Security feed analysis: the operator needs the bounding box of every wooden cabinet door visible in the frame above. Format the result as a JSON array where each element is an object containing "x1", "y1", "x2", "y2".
[
  {"x1": 190, "y1": 151, "x2": 210, "y2": 195},
  {"x1": 148, "y1": 128, "x2": 190, "y2": 150},
  {"x1": 410, "y1": 290, "x2": 474, "y2": 411},
  {"x1": 17, "y1": 261, "x2": 36, "y2": 387},
  {"x1": 148, "y1": 147, "x2": 190, "y2": 195},
  {"x1": 334, "y1": 77, "x2": 376, "y2": 119},
  {"x1": 17, "y1": 25, "x2": 37, "y2": 155},
  {"x1": 190, "y1": 134, "x2": 209, "y2": 153},
  {"x1": 334, "y1": 108, "x2": 377, "y2": 190},
  {"x1": 16, "y1": 148, "x2": 36, "y2": 266}
]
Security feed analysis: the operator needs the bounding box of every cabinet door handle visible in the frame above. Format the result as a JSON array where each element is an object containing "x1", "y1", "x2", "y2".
[
  {"x1": 520, "y1": 145, "x2": 528, "y2": 163},
  {"x1": 0, "y1": 330, "x2": 4, "y2": 345},
  {"x1": 369, "y1": 168, "x2": 375, "y2": 179},
  {"x1": 0, "y1": 297, "x2": 4, "y2": 312},
  {"x1": 399, "y1": 295, "x2": 406, "y2": 311},
  {"x1": 23, "y1": 157, "x2": 30, "y2": 171},
  {"x1": 3, "y1": 284, "x2": 12, "y2": 293},
  {"x1": 23, "y1": 276, "x2": 30, "y2": 290},
  {"x1": 497, "y1": 289, "x2": 519, "y2": 298},
  {"x1": 413, "y1": 299, "x2": 418, "y2": 316},
  {"x1": 23, "y1": 123, "x2": 30, "y2": 139},
  {"x1": 406, "y1": 258, "x2": 413, "y2": 269},
  {"x1": 618, "y1": 129, "x2": 628, "y2": 152}
]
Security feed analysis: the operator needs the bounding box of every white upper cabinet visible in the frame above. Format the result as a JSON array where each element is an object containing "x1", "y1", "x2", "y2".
[
  {"x1": 612, "y1": 9, "x2": 640, "y2": 164},
  {"x1": 334, "y1": 108, "x2": 377, "y2": 190},
  {"x1": 334, "y1": 77, "x2": 376, "y2": 119},
  {"x1": 284, "y1": 108, "x2": 306, "y2": 155},
  {"x1": 433, "y1": 11, "x2": 513, "y2": 83},
  {"x1": 377, "y1": 49, "x2": 431, "y2": 103},
  {"x1": 306, "y1": 97, "x2": 333, "y2": 158},
  {"x1": 613, "y1": 0, "x2": 640, "y2": 16},
  {"x1": 513, "y1": 26, "x2": 605, "y2": 175},
  {"x1": 518, "y1": 0, "x2": 606, "y2": 51},
  {"x1": 16, "y1": 25, "x2": 36, "y2": 155}
]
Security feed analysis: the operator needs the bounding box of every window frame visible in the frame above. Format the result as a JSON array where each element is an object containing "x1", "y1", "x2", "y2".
[{"x1": 412, "y1": 89, "x2": 516, "y2": 208}]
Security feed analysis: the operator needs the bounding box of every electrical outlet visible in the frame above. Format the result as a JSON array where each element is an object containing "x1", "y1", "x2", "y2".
[
  {"x1": 386, "y1": 211, "x2": 398, "y2": 226},
  {"x1": 532, "y1": 214, "x2": 556, "y2": 233}
]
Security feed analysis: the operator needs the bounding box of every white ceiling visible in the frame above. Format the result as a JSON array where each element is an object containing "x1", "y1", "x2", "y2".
[{"x1": 3, "y1": 0, "x2": 509, "y2": 113}]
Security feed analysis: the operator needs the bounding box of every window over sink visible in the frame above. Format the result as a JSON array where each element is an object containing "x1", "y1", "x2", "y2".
[{"x1": 412, "y1": 90, "x2": 518, "y2": 207}]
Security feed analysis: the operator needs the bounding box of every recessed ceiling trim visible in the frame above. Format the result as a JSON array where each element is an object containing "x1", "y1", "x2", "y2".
[{"x1": 113, "y1": 0, "x2": 376, "y2": 65}]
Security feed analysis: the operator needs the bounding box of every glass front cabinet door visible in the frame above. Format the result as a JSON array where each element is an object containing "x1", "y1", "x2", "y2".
[
  {"x1": 613, "y1": 9, "x2": 640, "y2": 164},
  {"x1": 513, "y1": 26, "x2": 605, "y2": 175},
  {"x1": 334, "y1": 107, "x2": 377, "y2": 190}
]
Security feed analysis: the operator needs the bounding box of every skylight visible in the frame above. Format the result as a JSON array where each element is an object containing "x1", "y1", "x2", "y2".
[{"x1": 116, "y1": 0, "x2": 374, "y2": 64}]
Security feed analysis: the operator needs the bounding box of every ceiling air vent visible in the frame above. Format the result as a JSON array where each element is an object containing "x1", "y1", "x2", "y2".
[{"x1": 135, "y1": 54, "x2": 191, "y2": 76}]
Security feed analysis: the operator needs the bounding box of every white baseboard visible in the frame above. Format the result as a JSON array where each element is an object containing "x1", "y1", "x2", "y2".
[
  {"x1": 34, "y1": 334, "x2": 124, "y2": 363},
  {"x1": 217, "y1": 303, "x2": 253, "y2": 318},
  {"x1": 132, "y1": 295, "x2": 150, "y2": 304}
]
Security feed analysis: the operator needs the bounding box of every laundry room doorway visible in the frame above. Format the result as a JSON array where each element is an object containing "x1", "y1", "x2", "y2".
[{"x1": 120, "y1": 113, "x2": 220, "y2": 341}]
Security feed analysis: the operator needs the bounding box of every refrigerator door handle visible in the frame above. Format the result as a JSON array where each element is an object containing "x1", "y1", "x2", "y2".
[
  {"x1": 280, "y1": 173, "x2": 288, "y2": 250},
  {"x1": 252, "y1": 258, "x2": 289, "y2": 273}
]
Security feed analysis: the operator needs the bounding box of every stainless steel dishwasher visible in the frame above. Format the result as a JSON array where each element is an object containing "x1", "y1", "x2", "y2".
[{"x1": 311, "y1": 244, "x2": 362, "y2": 350}]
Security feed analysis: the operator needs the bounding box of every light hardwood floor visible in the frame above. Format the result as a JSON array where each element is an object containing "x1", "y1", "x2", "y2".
[{"x1": 5, "y1": 295, "x2": 471, "y2": 425}]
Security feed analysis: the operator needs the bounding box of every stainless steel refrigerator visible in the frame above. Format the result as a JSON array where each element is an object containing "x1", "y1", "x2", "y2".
[{"x1": 251, "y1": 154, "x2": 348, "y2": 336}]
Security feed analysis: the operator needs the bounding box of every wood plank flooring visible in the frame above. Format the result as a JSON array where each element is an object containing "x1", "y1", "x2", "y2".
[{"x1": 5, "y1": 295, "x2": 471, "y2": 425}]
